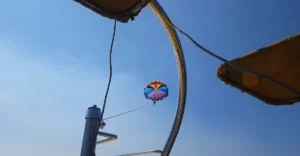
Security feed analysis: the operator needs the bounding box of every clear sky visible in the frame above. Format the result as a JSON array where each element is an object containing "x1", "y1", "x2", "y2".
[{"x1": 0, "y1": 0, "x2": 300, "y2": 156}]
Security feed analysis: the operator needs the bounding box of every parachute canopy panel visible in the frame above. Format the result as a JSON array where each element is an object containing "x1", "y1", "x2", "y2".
[
  {"x1": 74, "y1": 0, "x2": 151, "y2": 23},
  {"x1": 217, "y1": 33, "x2": 300, "y2": 105}
]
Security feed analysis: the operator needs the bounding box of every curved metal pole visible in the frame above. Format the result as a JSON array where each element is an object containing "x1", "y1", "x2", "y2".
[{"x1": 148, "y1": 1, "x2": 187, "y2": 156}]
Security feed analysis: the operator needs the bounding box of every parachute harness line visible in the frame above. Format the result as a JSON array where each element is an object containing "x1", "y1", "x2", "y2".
[
  {"x1": 100, "y1": 19, "x2": 117, "y2": 124},
  {"x1": 166, "y1": 19, "x2": 300, "y2": 97}
]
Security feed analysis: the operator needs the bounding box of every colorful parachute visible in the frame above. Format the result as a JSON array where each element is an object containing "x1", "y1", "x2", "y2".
[{"x1": 144, "y1": 81, "x2": 168, "y2": 104}]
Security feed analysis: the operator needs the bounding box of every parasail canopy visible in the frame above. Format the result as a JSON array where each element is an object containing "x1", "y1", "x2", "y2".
[
  {"x1": 144, "y1": 81, "x2": 169, "y2": 104},
  {"x1": 74, "y1": 0, "x2": 151, "y2": 23},
  {"x1": 217, "y1": 33, "x2": 300, "y2": 106}
]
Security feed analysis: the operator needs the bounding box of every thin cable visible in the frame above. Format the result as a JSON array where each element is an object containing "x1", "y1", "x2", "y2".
[
  {"x1": 100, "y1": 20, "x2": 117, "y2": 122},
  {"x1": 168, "y1": 21, "x2": 300, "y2": 97},
  {"x1": 103, "y1": 106, "x2": 145, "y2": 121}
]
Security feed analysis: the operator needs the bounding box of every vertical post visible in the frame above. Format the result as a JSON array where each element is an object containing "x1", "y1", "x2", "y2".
[{"x1": 81, "y1": 105, "x2": 102, "y2": 156}]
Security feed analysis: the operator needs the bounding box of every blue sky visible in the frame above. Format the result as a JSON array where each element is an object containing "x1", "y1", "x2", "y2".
[{"x1": 0, "y1": 0, "x2": 300, "y2": 155}]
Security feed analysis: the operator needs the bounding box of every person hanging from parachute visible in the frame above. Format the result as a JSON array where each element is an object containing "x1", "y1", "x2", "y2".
[{"x1": 144, "y1": 81, "x2": 169, "y2": 105}]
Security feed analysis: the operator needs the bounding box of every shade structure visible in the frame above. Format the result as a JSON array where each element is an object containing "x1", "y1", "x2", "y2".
[
  {"x1": 74, "y1": 0, "x2": 151, "y2": 23},
  {"x1": 217, "y1": 33, "x2": 300, "y2": 106}
]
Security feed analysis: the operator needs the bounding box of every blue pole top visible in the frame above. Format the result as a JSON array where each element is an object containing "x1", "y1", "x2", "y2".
[{"x1": 85, "y1": 105, "x2": 101, "y2": 119}]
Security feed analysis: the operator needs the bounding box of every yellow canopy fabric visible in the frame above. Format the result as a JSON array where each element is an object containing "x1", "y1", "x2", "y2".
[
  {"x1": 217, "y1": 33, "x2": 300, "y2": 105},
  {"x1": 74, "y1": 0, "x2": 150, "y2": 23}
]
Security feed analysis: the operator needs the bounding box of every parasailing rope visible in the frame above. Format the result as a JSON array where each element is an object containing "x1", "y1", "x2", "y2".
[
  {"x1": 167, "y1": 20, "x2": 300, "y2": 97},
  {"x1": 103, "y1": 106, "x2": 145, "y2": 121},
  {"x1": 100, "y1": 19, "x2": 117, "y2": 122}
]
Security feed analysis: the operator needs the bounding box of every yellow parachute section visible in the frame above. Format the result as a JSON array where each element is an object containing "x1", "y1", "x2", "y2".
[
  {"x1": 217, "y1": 33, "x2": 300, "y2": 106},
  {"x1": 74, "y1": 0, "x2": 150, "y2": 23}
]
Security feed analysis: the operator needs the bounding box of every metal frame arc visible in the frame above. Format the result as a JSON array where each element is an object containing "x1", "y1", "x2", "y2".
[{"x1": 148, "y1": 1, "x2": 187, "y2": 156}]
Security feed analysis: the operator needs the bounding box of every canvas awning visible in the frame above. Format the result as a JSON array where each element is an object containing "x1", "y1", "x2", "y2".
[
  {"x1": 217, "y1": 33, "x2": 300, "y2": 105},
  {"x1": 74, "y1": 0, "x2": 151, "y2": 23}
]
